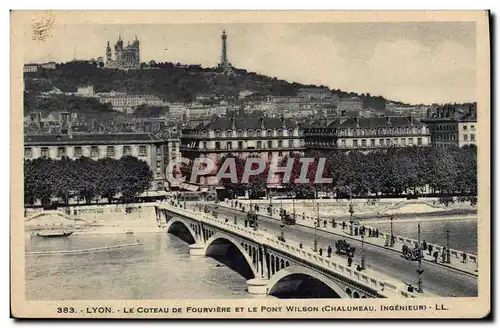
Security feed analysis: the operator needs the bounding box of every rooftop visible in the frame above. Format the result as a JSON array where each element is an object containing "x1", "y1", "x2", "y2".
[
  {"x1": 184, "y1": 116, "x2": 298, "y2": 131},
  {"x1": 24, "y1": 133, "x2": 164, "y2": 145}
]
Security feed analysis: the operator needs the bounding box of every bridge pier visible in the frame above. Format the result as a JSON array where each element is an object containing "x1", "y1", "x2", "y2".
[
  {"x1": 188, "y1": 243, "x2": 205, "y2": 256},
  {"x1": 247, "y1": 278, "x2": 268, "y2": 295}
]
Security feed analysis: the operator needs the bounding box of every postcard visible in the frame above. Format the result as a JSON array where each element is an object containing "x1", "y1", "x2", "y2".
[{"x1": 10, "y1": 10, "x2": 490, "y2": 319}]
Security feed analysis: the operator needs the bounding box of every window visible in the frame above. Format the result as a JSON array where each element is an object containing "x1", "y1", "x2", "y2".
[
  {"x1": 237, "y1": 130, "x2": 244, "y2": 137},
  {"x1": 353, "y1": 129, "x2": 358, "y2": 136},
  {"x1": 379, "y1": 139, "x2": 384, "y2": 146},
  {"x1": 463, "y1": 125, "x2": 468, "y2": 130},
  {"x1": 408, "y1": 138, "x2": 413, "y2": 145},
  {"x1": 370, "y1": 139, "x2": 375, "y2": 147},
  {"x1": 247, "y1": 130, "x2": 255, "y2": 137},
  {"x1": 464, "y1": 134, "x2": 468, "y2": 141},
  {"x1": 215, "y1": 142, "x2": 221, "y2": 150},
  {"x1": 353, "y1": 140, "x2": 358, "y2": 148},
  {"x1": 91, "y1": 146, "x2": 99, "y2": 157},
  {"x1": 40, "y1": 147, "x2": 49, "y2": 157},
  {"x1": 417, "y1": 138, "x2": 422, "y2": 145},
  {"x1": 401, "y1": 138, "x2": 406, "y2": 146},
  {"x1": 57, "y1": 147, "x2": 66, "y2": 157},
  {"x1": 278, "y1": 140, "x2": 283, "y2": 148},
  {"x1": 215, "y1": 131, "x2": 221, "y2": 138},
  {"x1": 268, "y1": 140, "x2": 273, "y2": 149},
  {"x1": 471, "y1": 134, "x2": 475, "y2": 141},
  {"x1": 107, "y1": 146, "x2": 115, "y2": 157},
  {"x1": 341, "y1": 140, "x2": 346, "y2": 148},
  {"x1": 202, "y1": 142, "x2": 207, "y2": 149},
  {"x1": 278, "y1": 151, "x2": 283, "y2": 157},
  {"x1": 227, "y1": 142, "x2": 232, "y2": 150},
  {"x1": 226, "y1": 130, "x2": 232, "y2": 136},
  {"x1": 268, "y1": 151, "x2": 272, "y2": 159},
  {"x1": 238, "y1": 141, "x2": 243, "y2": 149},
  {"x1": 278, "y1": 130, "x2": 283, "y2": 137},
  {"x1": 361, "y1": 139, "x2": 366, "y2": 147},
  {"x1": 24, "y1": 147, "x2": 32, "y2": 158},
  {"x1": 471, "y1": 125, "x2": 475, "y2": 130},
  {"x1": 156, "y1": 147, "x2": 162, "y2": 156},
  {"x1": 267, "y1": 129, "x2": 272, "y2": 136},
  {"x1": 139, "y1": 146, "x2": 147, "y2": 156},
  {"x1": 417, "y1": 127, "x2": 422, "y2": 134},
  {"x1": 123, "y1": 146, "x2": 131, "y2": 156},
  {"x1": 74, "y1": 146, "x2": 82, "y2": 157},
  {"x1": 288, "y1": 140, "x2": 293, "y2": 148},
  {"x1": 257, "y1": 141, "x2": 262, "y2": 149},
  {"x1": 393, "y1": 138, "x2": 398, "y2": 146},
  {"x1": 386, "y1": 139, "x2": 391, "y2": 146}
]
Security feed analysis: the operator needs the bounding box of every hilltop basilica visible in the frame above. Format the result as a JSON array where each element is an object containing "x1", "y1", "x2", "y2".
[{"x1": 105, "y1": 35, "x2": 140, "y2": 69}]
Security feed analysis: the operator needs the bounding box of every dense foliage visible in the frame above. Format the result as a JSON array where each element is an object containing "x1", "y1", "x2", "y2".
[
  {"x1": 24, "y1": 156, "x2": 153, "y2": 207},
  {"x1": 278, "y1": 146, "x2": 477, "y2": 203}
]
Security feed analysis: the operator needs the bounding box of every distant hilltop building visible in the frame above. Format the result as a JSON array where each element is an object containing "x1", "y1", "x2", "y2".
[{"x1": 105, "y1": 35, "x2": 140, "y2": 70}]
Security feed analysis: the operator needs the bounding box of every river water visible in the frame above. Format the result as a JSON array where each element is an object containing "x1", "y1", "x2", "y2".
[{"x1": 25, "y1": 233, "x2": 265, "y2": 301}]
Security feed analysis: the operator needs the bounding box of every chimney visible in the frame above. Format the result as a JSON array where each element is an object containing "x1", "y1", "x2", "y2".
[
  {"x1": 280, "y1": 114, "x2": 285, "y2": 128},
  {"x1": 354, "y1": 116, "x2": 359, "y2": 127},
  {"x1": 408, "y1": 115, "x2": 414, "y2": 125},
  {"x1": 386, "y1": 116, "x2": 391, "y2": 125},
  {"x1": 231, "y1": 114, "x2": 235, "y2": 129},
  {"x1": 260, "y1": 117, "x2": 265, "y2": 129}
]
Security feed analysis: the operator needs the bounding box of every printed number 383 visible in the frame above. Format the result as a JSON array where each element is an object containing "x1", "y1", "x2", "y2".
[{"x1": 56, "y1": 307, "x2": 76, "y2": 314}]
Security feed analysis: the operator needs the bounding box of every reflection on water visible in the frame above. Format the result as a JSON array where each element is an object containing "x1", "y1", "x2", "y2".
[
  {"x1": 25, "y1": 233, "x2": 267, "y2": 300},
  {"x1": 367, "y1": 219, "x2": 477, "y2": 253}
]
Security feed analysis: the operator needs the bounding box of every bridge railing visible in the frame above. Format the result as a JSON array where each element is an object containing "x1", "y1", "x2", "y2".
[{"x1": 158, "y1": 203, "x2": 421, "y2": 299}]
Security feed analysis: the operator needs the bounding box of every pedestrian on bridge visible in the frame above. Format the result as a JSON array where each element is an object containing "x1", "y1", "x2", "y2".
[
  {"x1": 319, "y1": 248, "x2": 323, "y2": 256},
  {"x1": 323, "y1": 219, "x2": 327, "y2": 228},
  {"x1": 462, "y1": 251, "x2": 467, "y2": 263},
  {"x1": 433, "y1": 251, "x2": 439, "y2": 262},
  {"x1": 299, "y1": 242, "x2": 303, "y2": 249},
  {"x1": 428, "y1": 244, "x2": 434, "y2": 255},
  {"x1": 327, "y1": 245, "x2": 332, "y2": 257},
  {"x1": 347, "y1": 256, "x2": 353, "y2": 267},
  {"x1": 422, "y1": 240, "x2": 428, "y2": 251},
  {"x1": 441, "y1": 248, "x2": 447, "y2": 263}
]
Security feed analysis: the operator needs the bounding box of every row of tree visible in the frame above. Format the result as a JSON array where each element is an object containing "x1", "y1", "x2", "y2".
[
  {"x1": 217, "y1": 146, "x2": 477, "y2": 203},
  {"x1": 24, "y1": 156, "x2": 153, "y2": 208}
]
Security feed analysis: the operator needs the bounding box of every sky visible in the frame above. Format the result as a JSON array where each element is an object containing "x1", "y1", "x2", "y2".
[{"x1": 23, "y1": 22, "x2": 477, "y2": 104}]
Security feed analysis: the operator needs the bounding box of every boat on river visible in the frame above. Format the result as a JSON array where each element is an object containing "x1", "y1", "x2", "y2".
[{"x1": 35, "y1": 231, "x2": 74, "y2": 238}]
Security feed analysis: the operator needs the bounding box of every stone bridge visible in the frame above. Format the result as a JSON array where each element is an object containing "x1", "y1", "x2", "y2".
[{"x1": 155, "y1": 203, "x2": 420, "y2": 299}]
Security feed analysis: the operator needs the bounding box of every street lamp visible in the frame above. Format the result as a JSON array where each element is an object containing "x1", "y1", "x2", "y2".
[
  {"x1": 292, "y1": 197, "x2": 296, "y2": 221},
  {"x1": 313, "y1": 203, "x2": 319, "y2": 252},
  {"x1": 390, "y1": 215, "x2": 394, "y2": 247},
  {"x1": 348, "y1": 203, "x2": 354, "y2": 236},
  {"x1": 360, "y1": 232, "x2": 366, "y2": 270},
  {"x1": 446, "y1": 229, "x2": 451, "y2": 264},
  {"x1": 417, "y1": 222, "x2": 424, "y2": 293}
]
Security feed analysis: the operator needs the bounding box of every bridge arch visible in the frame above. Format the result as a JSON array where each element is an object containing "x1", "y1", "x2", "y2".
[
  {"x1": 267, "y1": 265, "x2": 350, "y2": 299},
  {"x1": 164, "y1": 217, "x2": 198, "y2": 244},
  {"x1": 203, "y1": 232, "x2": 259, "y2": 279}
]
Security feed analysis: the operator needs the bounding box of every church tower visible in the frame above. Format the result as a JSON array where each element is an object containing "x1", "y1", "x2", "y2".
[{"x1": 105, "y1": 41, "x2": 112, "y2": 63}]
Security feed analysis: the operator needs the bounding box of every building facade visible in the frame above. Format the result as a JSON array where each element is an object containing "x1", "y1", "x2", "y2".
[
  {"x1": 337, "y1": 97, "x2": 364, "y2": 111},
  {"x1": 304, "y1": 116, "x2": 431, "y2": 152},
  {"x1": 97, "y1": 92, "x2": 165, "y2": 114},
  {"x1": 180, "y1": 116, "x2": 305, "y2": 187},
  {"x1": 422, "y1": 104, "x2": 477, "y2": 148},
  {"x1": 24, "y1": 131, "x2": 181, "y2": 192}
]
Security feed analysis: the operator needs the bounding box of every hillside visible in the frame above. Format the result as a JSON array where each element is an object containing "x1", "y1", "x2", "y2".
[{"x1": 24, "y1": 61, "x2": 391, "y2": 109}]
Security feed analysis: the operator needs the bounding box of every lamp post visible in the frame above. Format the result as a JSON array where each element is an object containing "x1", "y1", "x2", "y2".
[
  {"x1": 390, "y1": 215, "x2": 394, "y2": 247},
  {"x1": 360, "y1": 232, "x2": 366, "y2": 270},
  {"x1": 417, "y1": 222, "x2": 424, "y2": 293},
  {"x1": 446, "y1": 229, "x2": 451, "y2": 264},
  {"x1": 348, "y1": 203, "x2": 354, "y2": 236},
  {"x1": 313, "y1": 203, "x2": 319, "y2": 252},
  {"x1": 292, "y1": 197, "x2": 296, "y2": 221},
  {"x1": 183, "y1": 192, "x2": 186, "y2": 209}
]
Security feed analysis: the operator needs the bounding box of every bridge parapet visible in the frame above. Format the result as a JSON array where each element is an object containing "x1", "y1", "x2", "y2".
[{"x1": 157, "y1": 203, "x2": 421, "y2": 299}]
